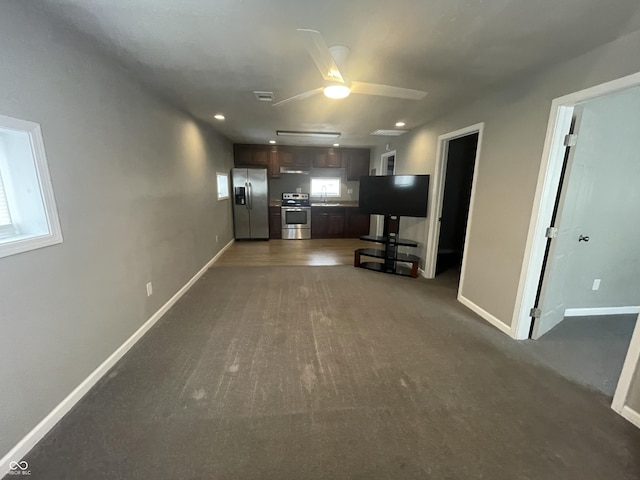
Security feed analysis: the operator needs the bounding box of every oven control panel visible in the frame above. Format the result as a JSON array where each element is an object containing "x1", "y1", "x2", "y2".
[{"x1": 282, "y1": 192, "x2": 310, "y2": 206}]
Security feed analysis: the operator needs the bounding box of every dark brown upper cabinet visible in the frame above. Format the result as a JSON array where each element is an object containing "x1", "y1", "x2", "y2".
[
  {"x1": 233, "y1": 144, "x2": 269, "y2": 167},
  {"x1": 313, "y1": 148, "x2": 343, "y2": 168},
  {"x1": 344, "y1": 149, "x2": 370, "y2": 181},
  {"x1": 234, "y1": 145, "x2": 371, "y2": 180}
]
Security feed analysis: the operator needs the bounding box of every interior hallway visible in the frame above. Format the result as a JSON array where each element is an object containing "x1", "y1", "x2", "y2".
[{"x1": 14, "y1": 260, "x2": 640, "y2": 479}]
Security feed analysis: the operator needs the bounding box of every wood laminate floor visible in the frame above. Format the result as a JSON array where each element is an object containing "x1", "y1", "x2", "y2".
[{"x1": 214, "y1": 238, "x2": 376, "y2": 267}]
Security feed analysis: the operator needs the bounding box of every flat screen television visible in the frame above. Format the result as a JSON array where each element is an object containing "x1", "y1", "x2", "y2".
[{"x1": 359, "y1": 175, "x2": 429, "y2": 217}]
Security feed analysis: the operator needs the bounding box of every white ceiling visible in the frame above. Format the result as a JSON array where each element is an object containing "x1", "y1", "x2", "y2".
[{"x1": 35, "y1": 0, "x2": 640, "y2": 147}]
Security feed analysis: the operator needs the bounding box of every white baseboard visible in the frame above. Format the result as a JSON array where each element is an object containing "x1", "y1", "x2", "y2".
[
  {"x1": 458, "y1": 294, "x2": 513, "y2": 337},
  {"x1": 0, "y1": 239, "x2": 234, "y2": 477},
  {"x1": 620, "y1": 405, "x2": 640, "y2": 429},
  {"x1": 564, "y1": 306, "x2": 640, "y2": 317}
]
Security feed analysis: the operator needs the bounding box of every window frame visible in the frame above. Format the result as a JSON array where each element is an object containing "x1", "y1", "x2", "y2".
[
  {"x1": 0, "y1": 168, "x2": 14, "y2": 238},
  {"x1": 310, "y1": 177, "x2": 341, "y2": 198},
  {"x1": 0, "y1": 114, "x2": 63, "y2": 259},
  {"x1": 216, "y1": 172, "x2": 229, "y2": 200}
]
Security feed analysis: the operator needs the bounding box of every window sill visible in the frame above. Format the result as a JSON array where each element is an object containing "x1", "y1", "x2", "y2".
[{"x1": 0, "y1": 231, "x2": 63, "y2": 259}]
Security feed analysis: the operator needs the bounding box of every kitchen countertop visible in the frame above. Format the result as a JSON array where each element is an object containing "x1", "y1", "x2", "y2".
[
  {"x1": 310, "y1": 201, "x2": 359, "y2": 207},
  {"x1": 270, "y1": 200, "x2": 360, "y2": 208}
]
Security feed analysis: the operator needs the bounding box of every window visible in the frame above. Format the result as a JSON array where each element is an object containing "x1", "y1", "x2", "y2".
[
  {"x1": 310, "y1": 177, "x2": 341, "y2": 197},
  {"x1": 0, "y1": 114, "x2": 62, "y2": 259},
  {"x1": 216, "y1": 172, "x2": 229, "y2": 200}
]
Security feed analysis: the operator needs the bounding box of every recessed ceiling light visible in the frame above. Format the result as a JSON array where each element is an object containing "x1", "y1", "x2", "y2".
[
  {"x1": 323, "y1": 84, "x2": 350, "y2": 99},
  {"x1": 214, "y1": 114, "x2": 225, "y2": 120},
  {"x1": 333, "y1": 143, "x2": 340, "y2": 147},
  {"x1": 269, "y1": 140, "x2": 276, "y2": 144},
  {"x1": 395, "y1": 121, "x2": 406, "y2": 127}
]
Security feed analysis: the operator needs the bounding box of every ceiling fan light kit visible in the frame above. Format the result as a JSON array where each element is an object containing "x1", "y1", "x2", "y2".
[
  {"x1": 273, "y1": 28, "x2": 427, "y2": 107},
  {"x1": 323, "y1": 84, "x2": 350, "y2": 99}
]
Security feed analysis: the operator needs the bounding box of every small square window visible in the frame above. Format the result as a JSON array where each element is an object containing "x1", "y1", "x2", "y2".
[
  {"x1": 0, "y1": 114, "x2": 63, "y2": 259},
  {"x1": 217, "y1": 172, "x2": 229, "y2": 200},
  {"x1": 310, "y1": 177, "x2": 341, "y2": 197}
]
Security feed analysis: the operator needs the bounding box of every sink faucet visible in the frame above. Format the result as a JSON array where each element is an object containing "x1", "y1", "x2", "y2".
[{"x1": 321, "y1": 185, "x2": 327, "y2": 203}]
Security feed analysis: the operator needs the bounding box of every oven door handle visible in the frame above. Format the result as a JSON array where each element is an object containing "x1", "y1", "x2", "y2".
[{"x1": 282, "y1": 208, "x2": 308, "y2": 212}]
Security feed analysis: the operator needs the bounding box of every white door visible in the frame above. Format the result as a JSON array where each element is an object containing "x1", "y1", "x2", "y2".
[{"x1": 533, "y1": 86, "x2": 640, "y2": 338}]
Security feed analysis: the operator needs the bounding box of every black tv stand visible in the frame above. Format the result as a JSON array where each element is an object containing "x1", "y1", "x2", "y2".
[{"x1": 354, "y1": 215, "x2": 420, "y2": 278}]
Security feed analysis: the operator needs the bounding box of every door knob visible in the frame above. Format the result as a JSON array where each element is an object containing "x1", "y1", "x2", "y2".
[{"x1": 579, "y1": 235, "x2": 590, "y2": 242}]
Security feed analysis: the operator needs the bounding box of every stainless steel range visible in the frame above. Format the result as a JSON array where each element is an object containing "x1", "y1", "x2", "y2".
[{"x1": 281, "y1": 193, "x2": 311, "y2": 239}]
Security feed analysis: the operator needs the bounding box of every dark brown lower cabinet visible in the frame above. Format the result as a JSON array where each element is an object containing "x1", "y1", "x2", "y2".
[
  {"x1": 311, "y1": 209, "x2": 330, "y2": 239},
  {"x1": 327, "y1": 212, "x2": 345, "y2": 238},
  {"x1": 311, "y1": 207, "x2": 369, "y2": 238},
  {"x1": 269, "y1": 207, "x2": 281, "y2": 239},
  {"x1": 346, "y1": 209, "x2": 371, "y2": 237}
]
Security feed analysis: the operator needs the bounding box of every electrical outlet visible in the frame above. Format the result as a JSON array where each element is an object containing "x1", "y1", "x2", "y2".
[
  {"x1": 592, "y1": 279, "x2": 601, "y2": 291},
  {"x1": 347, "y1": 189, "x2": 353, "y2": 194},
  {"x1": 296, "y1": 187, "x2": 302, "y2": 193},
  {"x1": 146, "y1": 282, "x2": 153, "y2": 296}
]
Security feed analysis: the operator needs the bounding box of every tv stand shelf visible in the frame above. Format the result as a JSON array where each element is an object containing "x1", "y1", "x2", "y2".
[
  {"x1": 359, "y1": 235, "x2": 418, "y2": 247},
  {"x1": 355, "y1": 222, "x2": 420, "y2": 278}
]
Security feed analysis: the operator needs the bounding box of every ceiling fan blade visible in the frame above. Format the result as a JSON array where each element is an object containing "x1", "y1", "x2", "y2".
[
  {"x1": 297, "y1": 28, "x2": 345, "y2": 83},
  {"x1": 350, "y1": 81, "x2": 427, "y2": 100},
  {"x1": 272, "y1": 87, "x2": 323, "y2": 107}
]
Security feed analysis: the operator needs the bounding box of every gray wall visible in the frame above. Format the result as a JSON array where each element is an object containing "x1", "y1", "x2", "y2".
[
  {"x1": 270, "y1": 169, "x2": 360, "y2": 201},
  {"x1": 0, "y1": 2, "x2": 234, "y2": 458},
  {"x1": 372, "y1": 28, "x2": 640, "y2": 324},
  {"x1": 369, "y1": 30, "x2": 640, "y2": 413}
]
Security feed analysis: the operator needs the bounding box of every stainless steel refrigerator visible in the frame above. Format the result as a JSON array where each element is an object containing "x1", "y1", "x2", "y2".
[{"x1": 231, "y1": 168, "x2": 269, "y2": 239}]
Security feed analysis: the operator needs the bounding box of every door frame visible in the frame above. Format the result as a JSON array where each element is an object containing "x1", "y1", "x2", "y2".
[
  {"x1": 612, "y1": 313, "x2": 640, "y2": 426},
  {"x1": 424, "y1": 123, "x2": 484, "y2": 280},
  {"x1": 380, "y1": 150, "x2": 396, "y2": 176},
  {"x1": 512, "y1": 71, "x2": 640, "y2": 340},
  {"x1": 376, "y1": 150, "x2": 397, "y2": 235},
  {"x1": 511, "y1": 71, "x2": 640, "y2": 425}
]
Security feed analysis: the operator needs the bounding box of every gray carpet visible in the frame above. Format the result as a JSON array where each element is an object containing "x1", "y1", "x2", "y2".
[
  {"x1": 521, "y1": 314, "x2": 637, "y2": 397},
  {"x1": 12, "y1": 266, "x2": 640, "y2": 479}
]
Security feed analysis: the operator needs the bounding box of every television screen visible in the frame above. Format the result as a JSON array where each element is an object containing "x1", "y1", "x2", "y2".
[{"x1": 359, "y1": 175, "x2": 429, "y2": 217}]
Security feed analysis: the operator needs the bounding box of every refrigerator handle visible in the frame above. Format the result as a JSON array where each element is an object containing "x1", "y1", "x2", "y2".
[
  {"x1": 245, "y1": 182, "x2": 250, "y2": 210},
  {"x1": 248, "y1": 182, "x2": 253, "y2": 210}
]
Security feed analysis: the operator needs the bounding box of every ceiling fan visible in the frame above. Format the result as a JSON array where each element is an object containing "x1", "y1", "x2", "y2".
[{"x1": 273, "y1": 29, "x2": 427, "y2": 107}]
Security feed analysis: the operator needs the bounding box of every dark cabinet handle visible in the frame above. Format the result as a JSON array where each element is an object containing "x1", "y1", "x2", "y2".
[{"x1": 579, "y1": 235, "x2": 590, "y2": 242}]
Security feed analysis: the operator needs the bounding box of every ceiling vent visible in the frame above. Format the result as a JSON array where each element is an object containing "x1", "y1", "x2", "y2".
[
  {"x1": 371, "y1": 129, "x2": 409, "y2": 136},
  {"x1": 254, "y1": 91, "x2": 274, "y2": 102}
]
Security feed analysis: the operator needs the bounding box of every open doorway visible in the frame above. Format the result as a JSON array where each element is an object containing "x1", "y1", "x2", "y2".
[
  {"x1": 435, "y1": 133, "x2": 478, "y2": 276},
  {"x1": 424, "y1": 123, "x2": 483, "y2": 280},
  {"x1": 375, "y1": 151, "x2": 396, "y2": 235},
  {"x1": 513, "y1": 73, "x2": 640, "y2": 426},
  {"x1": 529, "y1": 86, "x2": 640, "y2": 339},
  {"x1": 524, "y1": 83, "x2": 640, "y2": 399},
  {"x1": 381, "y1": 150, "x2": 396, "y2": 176}
]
